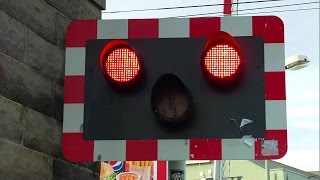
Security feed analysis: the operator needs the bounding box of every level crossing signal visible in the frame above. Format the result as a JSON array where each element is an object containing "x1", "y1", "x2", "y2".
[{"x1": 62, "y1": 16, "x2": 287, "y2": 162}]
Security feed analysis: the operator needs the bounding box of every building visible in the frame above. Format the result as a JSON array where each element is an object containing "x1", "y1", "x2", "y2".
[
  {"x1": 0, "y1": 1, "x2": 105, "y2": 179},
  {"x1": 186, "y1": 160, "x2": 320, "y2": 180}
]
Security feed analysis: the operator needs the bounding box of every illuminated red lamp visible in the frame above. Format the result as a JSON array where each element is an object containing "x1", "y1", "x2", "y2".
[
  {"x1": 202, "y1": 31, "x2": 243, "y2": 85},
  {"x1": 100, "y1": 40, "x2": 142, "y2": 86}
]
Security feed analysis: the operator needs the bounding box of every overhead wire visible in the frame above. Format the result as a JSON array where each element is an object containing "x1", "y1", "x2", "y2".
[
  {"x1": 166, "y1": 1, "x2": 319, "y2": 18},
  {"x1": 180, "y1": 7, "x2": 319, "y2": 18},
  {"x1": 102, "y1": 0, "x2": 286, "y2": 14},
  {"x1": 237, "y1": 7, "x2": 319, "y2": 15}
]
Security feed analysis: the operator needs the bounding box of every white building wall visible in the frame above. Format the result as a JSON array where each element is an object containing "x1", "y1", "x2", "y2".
[{"x1": 186, "y1": 161, "x2": 319, "y2": 180}]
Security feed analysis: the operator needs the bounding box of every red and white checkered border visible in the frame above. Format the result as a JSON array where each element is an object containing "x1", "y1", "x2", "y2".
[{"x1": 62, "y1": 16, "x2": 287, "y2": 162}]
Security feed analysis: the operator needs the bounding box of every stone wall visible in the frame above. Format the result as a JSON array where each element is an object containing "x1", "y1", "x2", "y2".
[{"x1": 0, "y1": 0, "x2": 104, "y2": 179}]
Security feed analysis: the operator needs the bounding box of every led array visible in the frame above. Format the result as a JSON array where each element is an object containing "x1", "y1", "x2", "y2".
[
  {"x1": 204, "y1": 44, "x2": 241, "y2": 78},
  {"x1": 105, "y1": 48, "x2": 140, "y2": 82}
]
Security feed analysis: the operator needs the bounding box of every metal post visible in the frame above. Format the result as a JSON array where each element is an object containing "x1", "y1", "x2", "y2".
[
  {"x1": 265, "y1": 160, "x2": 270, "y2": 180},
  {"x1": 223, "y1": 0, "x2": 233, "y2": 16},
  {"x1": 213, "y1": 160, "x2": 220, "y2": 180},
  {"x1": 219, "y1": 161, "x2": 223, "y2": 179},
  {"x1": 168, "y1": 161, "x2": 186, "y2": 180},
  {"x1": 236, "y1": 0, "x2": 239, "y2": 16}
]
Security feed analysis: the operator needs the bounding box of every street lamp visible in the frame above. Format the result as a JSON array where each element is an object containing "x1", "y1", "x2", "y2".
[{"x1": 285, "y1": 55, "x2": 310, "y2": 70}]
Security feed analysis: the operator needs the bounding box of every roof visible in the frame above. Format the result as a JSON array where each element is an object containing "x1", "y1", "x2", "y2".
[
  {"x1": 309, "y1": 171, "x2": 320, "y2": 176},
  {"x1": 249, "y1": 160, "x2": 320, "y2": 178}
]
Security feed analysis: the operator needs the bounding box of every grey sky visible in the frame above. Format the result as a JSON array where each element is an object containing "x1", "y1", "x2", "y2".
[{"x1": 102, "y1": 0, "x2": 319, "y2": 171}]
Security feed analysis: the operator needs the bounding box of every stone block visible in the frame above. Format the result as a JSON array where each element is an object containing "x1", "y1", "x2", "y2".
[
  {"x1": 0, "y1": 95, "x2": 23, "y2": 143},
  {"x1": 23, "y1": 107, "x2": 62, "y2": 158},
  {"x1": 53, "y1": 159, "x2": 99, "y2": 180},
  {"x1": 45, "y1": 0, "x2": 80, "y2": 20},
  {"x1": 0, "y1": 0, "x2": 57, "y2": 44},
  {"x1": 53, "y1": 83, "x2": 64, "y2": 122},
  {"x1": 55, "y1": 12, "x2": 71, "y2": 50},
  {"x1": 25, "y1": 29, "x2": 65, "y2": 83},
  {"x1": 0, "y1": 138, "x2": 53, "y2": 180},
  {"x1": 78, "y1": 162, "x2": 101, "y2": 173},
  {"x1": 80, "y1": 0, "x2": 101, "y2": 19},
  {"x1": 0, "y1": 10, "x2": 25, "y2": 62},
  {"x1": 0, "y1": 53, "x2": 54, "y2": 117},
  {"x1": 91, "y1": 0, "x2": 106, "y2": 10}
]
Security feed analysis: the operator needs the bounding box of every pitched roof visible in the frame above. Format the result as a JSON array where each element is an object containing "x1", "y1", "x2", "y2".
[{"x1": 249, "y1": 160, "x2": 320, "y2": 178}]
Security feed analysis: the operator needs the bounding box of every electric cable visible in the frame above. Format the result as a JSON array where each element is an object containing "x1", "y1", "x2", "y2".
[
  {"x1": 102, "y1": 0, "x2": 287, "y2": 14},
  {"x1": 237, "y1": 7, "x2": 319, "y2": 15},
  {"x1": 167, "y1": 1, "x2": 319, "y2": 18}
]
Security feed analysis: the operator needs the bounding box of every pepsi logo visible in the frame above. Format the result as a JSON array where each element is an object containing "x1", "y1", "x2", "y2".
[{"x1": 109, "y1": 161, "x2": 124, "y2": 172}]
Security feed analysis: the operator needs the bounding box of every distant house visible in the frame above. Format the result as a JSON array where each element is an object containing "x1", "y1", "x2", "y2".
[{"x1": 186, "y1": 160, "x2": 320, "y2": 180}]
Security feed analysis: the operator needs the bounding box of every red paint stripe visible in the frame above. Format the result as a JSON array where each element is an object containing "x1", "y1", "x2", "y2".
[
  {"x1": 255, "y1": 130, "x2": 287, "y2": 160},
  {"x1": 265, "y1": 72, "x2": 286, "y2": 100},
  {"x1": 64, "y1": 76, "x2": 85, "y2": 103},
  {"x1": 190, "y1": 17, "x2": 221, "y2": 38},
  {"x1": 157, "y1": 161, "x2": 167, "y2": 180},
  {"x1": 223, "y1": 0, "x2": 232, "y2": 15},
  {"x1": 128, "y1": 19, "x2": 159, "y2": 38},
  {"x1": 126, "y1": 140, "x2": 158, "y2": 160},
  {"x1": 252, "y1": 16, "x2": 284, "y2": 43},
  {"x1": 190, "y1": 139, "x2": 222, "y2": 160},
  {"x1": 66, "y1": 20, "x2": 97, "y2": 47},
  {"x1": 62, "y1": 133, "x2": 94, "y2": 162}
]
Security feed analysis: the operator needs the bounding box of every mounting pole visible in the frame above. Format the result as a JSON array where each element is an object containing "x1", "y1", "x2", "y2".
[
  {"x1": 217, "y1": 2, "x2": 234, "y2": 179},
  {"x1": 223, "y1": 0, "x2": 233, "y2": 16},
  {"x1": 265, "y1": 160, "x2": 270, "y2": 180},
  {"x1": 213, "y1": 160, "x2": 220, "y2": 180}
]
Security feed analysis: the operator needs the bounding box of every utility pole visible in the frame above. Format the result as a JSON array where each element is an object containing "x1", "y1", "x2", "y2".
[
  {"x1": 216, "y1": 1, "x2": 234, "y2": 179},
  {"x1": 265, "y1": 160, "x2": 270, "y2": 180}
]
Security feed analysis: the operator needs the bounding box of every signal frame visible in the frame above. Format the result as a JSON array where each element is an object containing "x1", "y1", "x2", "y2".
[{"x1": 62, "y1": 16, "x2": 287, "y2": 162}]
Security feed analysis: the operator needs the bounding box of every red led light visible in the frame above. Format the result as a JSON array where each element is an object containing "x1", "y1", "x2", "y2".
[
  {"x1": 105, "y1": 47, "x2": 141, "y2": 83},
  {"x1": 204, "y1": 44, "x2": 241, "y2": 78}
]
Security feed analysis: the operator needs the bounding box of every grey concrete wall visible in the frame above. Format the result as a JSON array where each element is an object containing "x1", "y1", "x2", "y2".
[{"x1": 0, "y1": 0, "x2": 104, "y2": 179}]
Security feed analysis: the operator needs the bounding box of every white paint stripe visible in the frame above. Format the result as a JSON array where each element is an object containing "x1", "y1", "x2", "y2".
[
  {"x1": 63, "y1": 104, "x2": 84, "y2": 133},
  {"x1": 264, "y1": 43, "x2": 285, "y2": 72},
  {"x1": 159, "y1": 18, "x2": 189, "y2": 38},
  {"x1": 97, "y1": 19, "x2": 128, "y2": 39},
  {"x1": 94, "y1": 140, "x2": 126, "y2": 161},
  {"x1": 158, "y1": 139, "x2": 190, "y2": 160},
  {"x1": 266, "y1": 100, "x2": 287, "y2": 130},
  {"x1": 221, "y1": 16, "x2": 252, "y2": 36},
  {"x1": 222, "y1": 139, "x2": 255, "y2": 159},
  {"x1": 65, "y1": 48, "x2": 86, "y2": 76}
]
